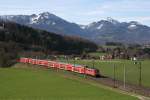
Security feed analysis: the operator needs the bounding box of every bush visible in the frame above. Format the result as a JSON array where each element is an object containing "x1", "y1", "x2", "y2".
[{"x1": 0, "y1": 42, "x2": 19, "y2": 67}]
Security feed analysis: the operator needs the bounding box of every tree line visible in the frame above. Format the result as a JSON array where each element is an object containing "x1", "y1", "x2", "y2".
[{"x1": 0, "y1": 20, "x2": 98, "y2": 67}]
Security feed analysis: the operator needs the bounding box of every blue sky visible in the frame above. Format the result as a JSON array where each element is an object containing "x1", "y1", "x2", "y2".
[{"x1": 0, "y1": 0, "x2": 150, "y2": 26}]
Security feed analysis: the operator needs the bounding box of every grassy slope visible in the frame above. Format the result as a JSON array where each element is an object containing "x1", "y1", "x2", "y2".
[
  {"x1": 0, "y1": 64, "x2": 138, "y2": 100},
  {"x1": 64, "y1": 60, "x2": 150, "y2": 87}
]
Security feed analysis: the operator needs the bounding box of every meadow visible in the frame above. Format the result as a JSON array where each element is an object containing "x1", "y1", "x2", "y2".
[
  {"x1": 63, "y1": 59, "x2": 150, "y2": 88},
  {"x1": 0, "y1": 64, "x2": 138, "y2": 100}
]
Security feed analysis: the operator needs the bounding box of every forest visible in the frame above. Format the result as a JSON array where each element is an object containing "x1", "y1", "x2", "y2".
[{"x1": 0, "y1": 20, "x2": 98, "y2": 67}]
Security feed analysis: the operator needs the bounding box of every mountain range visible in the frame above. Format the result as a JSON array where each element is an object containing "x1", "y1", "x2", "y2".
[{"x1": 1, "y1": 12, "x2": 150, "y2": 44}]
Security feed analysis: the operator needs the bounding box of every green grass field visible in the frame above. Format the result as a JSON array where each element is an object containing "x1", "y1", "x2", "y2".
[
  {"x1": 63, "y1": 59, "x2": 150, "y2": 87},
  {"x1": 0, "y1": 64, "x2": 138, "y2": 100}
]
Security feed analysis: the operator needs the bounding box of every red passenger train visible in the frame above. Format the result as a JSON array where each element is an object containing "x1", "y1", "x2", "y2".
[{"x1": 19, "y1": 57, "x2": 100, "y2": 77}]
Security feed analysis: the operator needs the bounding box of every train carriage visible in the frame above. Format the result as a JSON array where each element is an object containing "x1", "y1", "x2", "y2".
[
  {"x1": 47, "y1": 61, "x2": 54, "y2": 68},
  {"x1": 73, "y1": 65, "x2": 85, "y2": 74},
  {"x1": 31, "y1": 59, "x2": 37, "y2": 65},
  {"x1": 54, "y1": 62, "x2": 60, "y2": 68},
  {"x1": 28, "y1": 58, "x2": 33, "y2": 64},
  {"x1": 42, "y1": 60, "x2": 49, "y2": 68},
  {"x1": 37, "y1": 60, "x2": 45, "y2": 66},
  {"x1": 59, "y1": 63, "x2": 66, "y2": 70},
  {"x1": 51, "y1": 62, "x2": 56, "y2": 68},
  {"x1": 65, "y1": 64, "x2": 73, "y2": 71},
  {"x1": 19, "y1": 58, "x2": 28, "y2": 63},
  {"x1": 19, "y1": 57, "x2": 100, "y2": 77},
  {"x1": 85, "y1": 68, "x2": 100, "y2": 77}
]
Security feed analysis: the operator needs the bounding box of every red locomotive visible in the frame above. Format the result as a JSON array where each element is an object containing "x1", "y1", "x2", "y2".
[{"x1": 19, "y1": 57, "x2": 100, "y2": 77}]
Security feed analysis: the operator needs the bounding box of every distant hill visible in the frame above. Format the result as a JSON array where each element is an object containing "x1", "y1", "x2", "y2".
[
  {"x1": 0, "y1": 20, "x2": 97, "y2": 55},
  {"x1": 1, "y1": 12, "x2": 150, "y2": 44}
]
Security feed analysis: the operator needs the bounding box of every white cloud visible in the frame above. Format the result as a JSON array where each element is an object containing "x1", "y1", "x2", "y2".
[
  {"x1": 77, "y1": 0, "x2": 150, "y2": 25},
  {"x1": 116, "y1": 16, "x2": 150, "y2": 25},
  {"x1": 99, "y1": 0, "x2": 150, "y2": 12}
]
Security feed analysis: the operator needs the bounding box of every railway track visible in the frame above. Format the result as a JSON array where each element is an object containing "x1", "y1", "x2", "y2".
[
  {"x1": 58, "y1": 69, "x2": 150, "y2": 100},
  {"x1": 52, "y1": 67, "x2": 150, "y2": 98}
]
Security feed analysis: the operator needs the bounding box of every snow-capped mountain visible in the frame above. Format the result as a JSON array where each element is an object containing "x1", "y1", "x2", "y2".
[
  {"x1": 84, "y1": 18, "x2": 150, "y2": 43},
  {"x1": 1, "y1": 12, "x2": 150, "y2": 44},
  {"x1": 0, "y1": 12, "x2": 87, "y2": 37}
]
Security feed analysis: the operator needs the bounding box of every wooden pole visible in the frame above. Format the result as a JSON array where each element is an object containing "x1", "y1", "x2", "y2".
[
  {"x1": 139, "y1": 62, "x2": 142, "y2": 86},
  {"x1": 123, "y1": 64, "x2": 126, "y2": 89},
  {"x1": 113, "y1": 64, "x2": 116, "y2": 88},
  {"x1": 92, "y1": 59, "x2": 95, "y2": 68}
]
